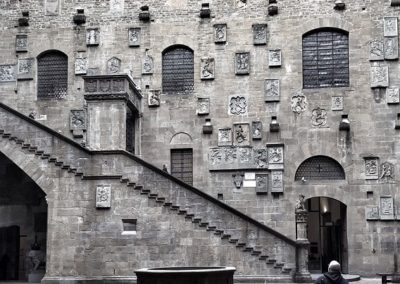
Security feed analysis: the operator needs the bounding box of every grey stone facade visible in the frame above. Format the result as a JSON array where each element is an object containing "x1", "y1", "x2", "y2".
[{"x1": 0, "y1": 0, "x2": 400, "y2": 282}]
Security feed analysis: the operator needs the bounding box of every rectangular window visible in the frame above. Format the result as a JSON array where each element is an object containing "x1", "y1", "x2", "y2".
[
  {"x1": 122, "y1": 219, "x2": 137, "y2": 235},
  {"x1": 171, "y1": 149, "x2": 193, "y2": 186}
]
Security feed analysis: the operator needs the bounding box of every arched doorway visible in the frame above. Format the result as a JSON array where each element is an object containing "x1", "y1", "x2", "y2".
[
  {"x1": 306, "y1": 197, "x2": 348, "y2": 273},
  {"x1": 0, "y1": 152, "x2": 47, "y2": 281}
]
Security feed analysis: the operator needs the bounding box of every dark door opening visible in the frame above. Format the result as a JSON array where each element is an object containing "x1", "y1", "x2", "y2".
[
  {"x1": 0, "y1": 226, "x2": 20, "y2": 280},
  {"x1": 306, "y1": 197, "x2": 348, "y2": 273}
]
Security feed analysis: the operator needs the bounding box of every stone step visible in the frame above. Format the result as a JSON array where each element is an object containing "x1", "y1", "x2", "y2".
[
  {"x1": 251, "y1": 250, "x2": 262, "y2": 256},
  {"x1": 267, "y1": 258, "x2": 277, "y2": 264},
  {"x1": 28, "y1": 146, "x2": 38, "y2": 153},
  {"x1": 185, "y1": 213, "x2": 194, "y2": 219},
  {"x1": 163, "y1": 202, "x2": 172, "y2": 207},
  {"x1": 244, "y1": 246, "x2": 253, "y2": 252},
  {"x1": 41, "y1": 154, "x2": 51, "y2": 159},
  {"x1": 221, "y1": 233, "x2": 231, "y2": 239},
  {"x1": 236, "y1": 242, "x2": 246, "y2": 248},
  {"x1": 192, "y1": 217, "x2": 201, "y2": 223},
  {"x1": 127, "y1": 182, "x2": 136, "y2": 187},
  {"x1": 214, "y1": 229, "x2": 223, "y2": 236},
  {"x1": 35, "y1": 150, "x2": 44, "y2": 156},
  {"x1": 148, "y1": 193, "x2": 158, "y2": 199},
  {"x1": 16, "y1": 139, "x2": 24, "y2": 145},
  {"x1": 68, "y1": 167, "x2": 77, "y2": 173},
  {"x1": 178, "y1": 209, "x2": 187, "y2": 215},
  {"x1": 120, "y1": 177, "x2": 129, "y2": 183},
  {"x1": 282, "y1": 267, "x2": 292, "y2": 274},
  {"x1": 259, "y1": 255, "x2": 268, "y2": 260},
  {"x1": 48, "y1": 157, "x2": 57, "y2": 163},
  {"x1": 199, "y1": 222, "x2": 209, "y2": 227},
  {"x1": 2, "y1": 133, "x2": 11, "y2": 138},
  {"x1": 229, "y1": 238, "x2": 239, "y2": 244},
  {"x1": 75, "y1": 171, "x2": 83, "y2": 176},
  {"x1": 206, "y1": 226, "x2": 216, "y2": 231},
  {"x1": 140, "y1": 189, "x2": 151, "y2": 195},
  {"x1": 156, "y1": 197, "x2": 166, "y2": 203},
  {"x1": 274, "y1": 262, "x2": 284, "y2": 268},
  {"x1": 21, "y1": 142, "x2": 29, "y2": 148},
  {"x1": 55, "y1": 160, "x2": 63, "y2": 166},
  {"x1": 171, "y1": 205, "x2": 180, "y2": 210},
  {"x1": 61, "y1": 164, "x2": 70, "y2": 170}
]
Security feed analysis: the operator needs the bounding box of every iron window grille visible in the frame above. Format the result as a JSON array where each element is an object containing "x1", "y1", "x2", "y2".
[
  {"x1": 37, "y1": 51, "x2": 68, "y2": 99},
  {"x1": 302, "y1": 29, "x2": 349, "y2": 89},
  {"x1": 295, "y1": 155, "x2": 345, "y2": 181},
  {"x1": 171, "y1": 148, "x2": 193, "y2": 185},
  {"x1": 162, "y1": 46, "x2": 194, "y2": 95}
]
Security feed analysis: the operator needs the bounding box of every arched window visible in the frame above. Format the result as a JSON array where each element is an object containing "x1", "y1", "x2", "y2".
[
  {"x1": 302, "y1": 29, "x2": 349, "y2": 89},
  {"x1": 162, "y1": 45, "x2": 194, "y2": 95},
  {"x1": 37, "y1": 50, "x2": 68, "y2": 99},
  {"x1": 295, "y1": 156, "x2": 345, "y2": 181}
]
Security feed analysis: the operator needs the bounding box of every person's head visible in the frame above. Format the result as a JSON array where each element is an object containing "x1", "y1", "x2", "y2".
[{"x1": 328, "y1": 260, "x2": 341, "y2": 273}]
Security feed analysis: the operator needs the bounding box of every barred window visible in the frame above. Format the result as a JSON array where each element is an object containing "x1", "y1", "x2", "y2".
[
  {"x1": 295, "y1": 156, "x2": 345, "y2": 181},
  {"x1": 302, "y1": 29, "x2": 349, "y2": 89},
  {"x1": 162, "y1": 46, "x2": 194, "y2": 95},
  {"x1": 171, "y1": 148, "x2": 193, "y2": 185},
  {"x1": 37, "y1": 50, "x2": 68, "y2": 99}
]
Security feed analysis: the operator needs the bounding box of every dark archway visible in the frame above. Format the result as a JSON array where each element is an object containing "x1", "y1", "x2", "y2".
[
  {"x1": 0, "y1": 151, "x2": 47, "y2": 281},
  {"x1": 306, "y1": 197, "x2": 348, "y2": 273}
]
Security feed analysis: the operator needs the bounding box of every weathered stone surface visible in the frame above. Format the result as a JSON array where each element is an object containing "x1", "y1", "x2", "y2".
[
  {"x1": 17, "y1": 58, "x2": 34, "y2": 80},
  {"x1": 264, "y1": 79, "x2": 280, "y2": 102},
  {"x1": 96, "y1": 185, "x2": 112, "y2": 208},
  {"x1": 197, "y1": 97, "x2": 210, "y2": 115},
  {"x1": 0, "y1": 65, "x2": 16, "y2": 82},
  {"x1": 235, "y1": 52, "x2": 250, "y2": 75},
  {"x1": 370, "y1": 40, "x2": 384, "y2": 61},
  {"x1": 75, "y1": 56, "x2": 88, "y2": 75},
  {"x1": 15, "y1": 34, "x2": 28, "y2": 52},
  {"x1": 214, "y1": 24, "x2": 227, "y2": 43},
  {"x1": 86, "y1": 28, "x2": 100, "y2": 46},
  {"x1": 384, "y1": 17, "x2": 398, "y2": 37},
  {"x1": 268, "y1": 49, "x2": 282, "y2": 67},
  {"x1": 128, "y1": 28, "x2": 141, "y2": 47},
  {"x1": 200, "y1": 58, "x2": 215, "y2": 80},
  {"x1": 384, "y1": 37, "x2": 399, "y2": 60},
  {"x1": 370, "y1": 65, "x2": 389, "y2": 88},
  {"x1": 252, "y1": 24, "x2": 267, "y2": 45},
  {"x1": 386, "y1": 87, "x2": 400, "y2": 104}
]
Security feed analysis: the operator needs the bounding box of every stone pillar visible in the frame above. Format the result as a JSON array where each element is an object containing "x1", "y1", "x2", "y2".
[
  {"x1": 294, "y1": 195, "x2": 312, "y2": 283},
  {"x1": 83, "y1": 74, "x2": 142, "y2": 151}
]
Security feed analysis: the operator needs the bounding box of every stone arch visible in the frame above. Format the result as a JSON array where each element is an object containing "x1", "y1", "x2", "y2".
[
  {"x1": 295, "y1": 155, "x2": 345, "y2": 181},
  {"x1": 300, "y1": 17, "x2": 352, "y2": 35},
  {"x1": 170, "y1": 132, "x2": 193, "y2": 145}
]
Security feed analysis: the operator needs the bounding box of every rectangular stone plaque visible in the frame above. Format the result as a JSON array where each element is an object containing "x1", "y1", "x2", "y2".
[
  {"x1": 148, "y1": 89, "x2": 161, "y2": 107},
  {"x1": 235, "y1": 52, "x2": 250, "y2": 75},
  {"x1": 86, "y1": 28, "x2": 100, "y2": 46},
  {"x1": 370, "y1": 66, "x2": 389, "y2": 88},
  {"x1": 268, "y1": 145, "x2": 284, "y2": 164},
  {"x1": 245, "y1": 172, "x2": 256, "y2": 180},
  {"x1": 384, "y1": 17, "x2": 398, "y2": 37},
  {"x1": 0, "y1": 65, "x2": 16, "y2": 82},
  {"x1": 384, "y1": 37, "x2": 399, "y2": 60},
  {"x1": 252, "y1": 121, "x2": 262, "y2": 140},
  {"x1": 214, "y1": 24, "x2": 227, "y2": 43},
  {"x1": 270, "y1": 171, "x2": 283, "y2": 193},
  {"x1": 197, "y1": 98, "x2": 210, "y2": 115},
  {"x1": 370, "y1": 40, "x2": 384, "y2": 61},
  {"x1": 269, "y1": 49, "x2": 282, "y2": 67},
  {"x1": 265, "y1": 79, "x2": 280, "y2": 102},
  {"x1": 380, "y1": 196, "x2": 395, "y2": 220},
  {"x1": 75, "y1": 57, "x2": 88, "y2": 75},
  {"x1": 243, "y1": 180, "x2": 256, "y2": 187},
  {"x1": 128, "y1": 28, "x2": 141, "y2": 47},
  {"x1": 218, "y1": 128, "x2": 233, "y2": 146},
  {"x1": 386, "y1": 87, "x2": 400, "y2": 104},
  {"x1": 200, "y1": 58, "x2": 215, "y2": 80},
  {"x1": 365, "y1": 206, "x2": 380, "y2": 220},
  {"x1": 96, "y1": 185, "x2": 111, "y2": 208},
  {"x1": 364, "y1": 157, "x2": 379, "y2": 180},
  {"x1": 331, "y1": 96, "x2": 344, "y2": 111},
  {"x1": 233, "y1": 123, "x2": 250, "y2": 146},
  {"x1": 255, "y1": 174, "x2": 268, "y2": 194},
  {"x1": 15, "y1": 34, "x2": 28, "y2": 52},
  {"x1": 252, "y1": 24, "x2": 267, "y2": 45},
  {"x1": 45, "y1": 0, "x2": 59, "y2": 15},
  {"x1": 17, "y1": 58, "x2": 33, "y2": 80}
]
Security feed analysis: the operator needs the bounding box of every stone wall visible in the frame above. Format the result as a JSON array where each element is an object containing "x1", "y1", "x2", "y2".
[{"x1": 0, "y1": 0, "x2": 399, "y2": 277}]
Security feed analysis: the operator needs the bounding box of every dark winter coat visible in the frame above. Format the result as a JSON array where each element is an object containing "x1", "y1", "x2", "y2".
[{"x1": 315, "y1": 271, "x2": 349, "y2": 284}]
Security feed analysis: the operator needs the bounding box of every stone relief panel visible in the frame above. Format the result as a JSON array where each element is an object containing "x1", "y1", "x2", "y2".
[
  {"x1": 197, "y1": 98, "x2": 210, "y2": 115},
  {"x1": 311, "y1": 107, "x2": 327, "y2": 127},
  {"x1": 331, "y1": 96, "x2": 344, "y2": 111},
  {"x1": 200, "y1": 58, "x2": 215, "y2": 80},
  {"x1": 264, "y1": 79, "x2": 280, "y2": 102},
  {"x1": 238, "y1": 147, "x2": 253, "y2": 164},
  {"x1": 370, "y1": 40, "x2": 384, "y2": 61},
  {"x1": 45, "y1": 0, "x2": 59, "y2": 15},
  {"x1": 268, "y1": 146, "x2": 284, "y2": 164},
  {"x1": 0, "y1": 65, "x2": 16, "y2": 82},
  {"x1": 364, "y1": 157, "x2": 379, "y2": 180},
  {"x1": 218, "y1": 128, "x2": 233, "y2": 146},
  {"x1": 236, "y1": 0, "x2": 247, "y2": 8},
  {"x1": 128, "y1": 27, "x2": 141, "y2": 47},
  {"x1": 232, "y1": 173, "x2": 244, "y2": 189},
  {"x1": 365, "y1": 206, "x2": 380, "y2": 220},
  {"x1": 291, "y1": 91, "x2": 307, "y2": 114},
  {"x1": 254, "y1": 149, "x2": 268, "y2": 168},
  {"x1": 386, "y1": 87, "x2": 400, "y2": 104},
  {"x1": 214, "y1": 24, "x2": 227, "y2": 43},
  {"x1": 70, "y1": 109, "x2": 86, "y2": 138},
  {"x1": 235, "y1": 52, "x2": 250, "y2": 75},
  {"x1": 252, "y1": 121, "x2": 262, "y2": 140},
  {"x1": 268, "y1": 49, "x2": 282, "y2": 67},
  {"x1": 380, "y1": 161, "x2": 394, "y2": 182},
  {"x1": 384, "y1": 37, "x2": 399, "y2": 60},
  {"x1": 271, "y1": 171, "x2": 284, "y2": 193},
  {"x1": 96, "y1": 185, "x2": 111, "y2": 208},
  {"x1": 17, "y1": 58, "x2": 34, "y2": 80},
  {"x1": 233, "y1": 123, "x2": 250, "y2": 146},
  {"x1": 148, "y1": 89, "x2": 161, "y2": 107},
  {"x1": 75, "y1": 56, "x2": 88, "y2": 75},
  {"x1": 86, "y1": 28, "x2": 100, "y2": 46},
  {"x1": 229, "y1": 96, "x2": 248, "y2": 115},
  {"x1": 107, "y1": 57, "x2": 121, "y2": 74},
  {"x1": 142, "y1": 52, "x2": 154, "y2": 75},
  {"x1": 380, "y1": 196, "x2": 395, "y2": 220},
  {"x1": 384, "y1": 17, "x2": 398, "y2": 37},
  {"x1": 252, "y1": 24, "x2": 267, "y2": 45},
  {"x1": 370, "y1": 66, "x2": 389, "y2": 88},
  {"x1": 255, "y1": 174, "x2": 268, "y2": 194},
  {"x1": 15, "y1": 34, "x2": 28, "y2": 52}
]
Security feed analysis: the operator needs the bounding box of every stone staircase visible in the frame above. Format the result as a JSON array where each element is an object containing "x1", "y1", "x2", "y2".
[{"x1": 0, "y1": 102, "x2": 298, "y2": 280}]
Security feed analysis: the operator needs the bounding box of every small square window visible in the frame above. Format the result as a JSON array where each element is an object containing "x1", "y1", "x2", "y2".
[{"x1": 122, "y1": 219, "x2": 137, "y2": 235}]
